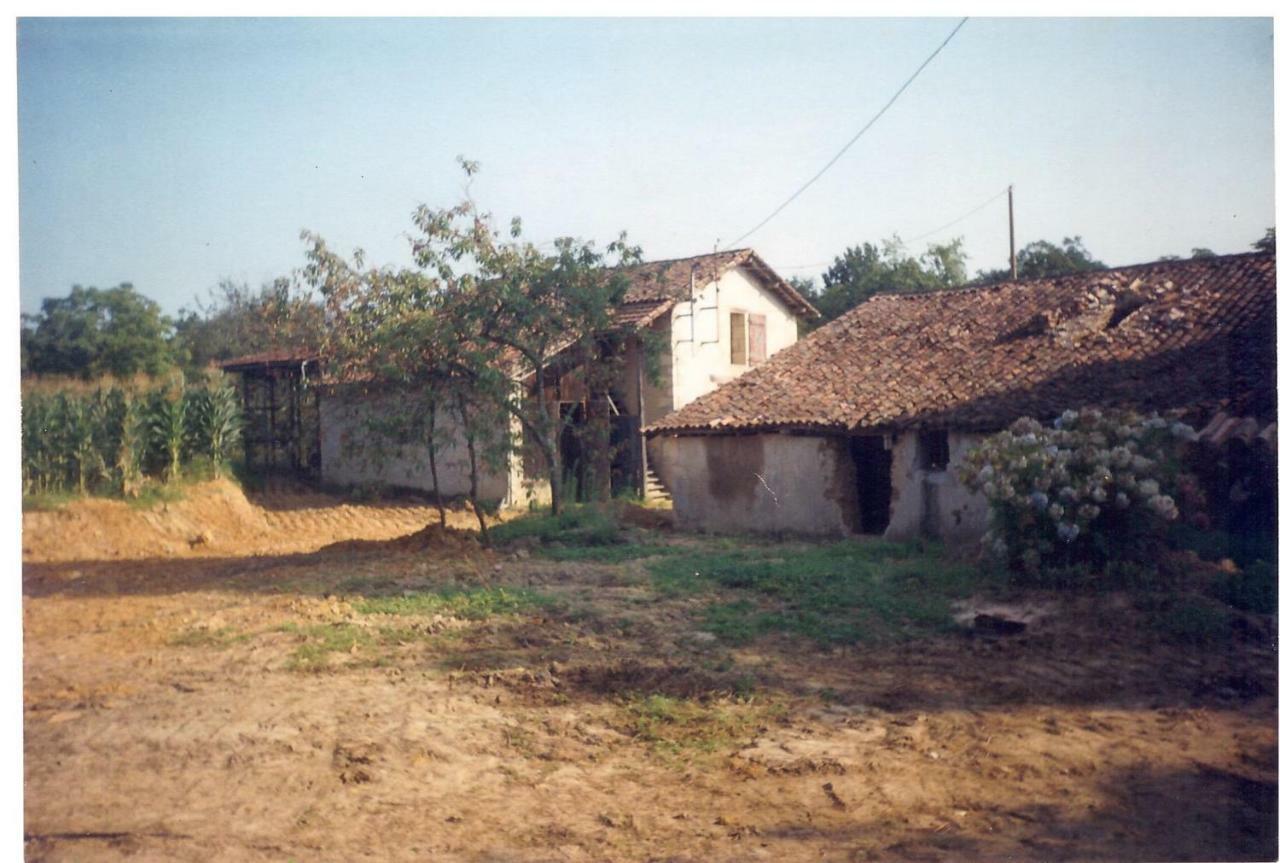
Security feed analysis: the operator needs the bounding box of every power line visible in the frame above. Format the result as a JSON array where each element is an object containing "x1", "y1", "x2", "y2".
[
  {"x1": 726, "y1": 17, "x2": 970, "y2": 249},
  {"x1": 899, "y1": 186, "x2": 1008, "y2": 245}
]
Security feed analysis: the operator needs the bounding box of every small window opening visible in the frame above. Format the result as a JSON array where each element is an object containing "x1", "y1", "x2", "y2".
[
  {"x1": 920, "y1": 430, "x2": 950, "y2": 471},
  {"x1": 729, "y1": 312, "x2": 746, "y2": 365}
]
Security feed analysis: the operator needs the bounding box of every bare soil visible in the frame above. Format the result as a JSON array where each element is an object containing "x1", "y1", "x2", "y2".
[{"x1": 22, "y1": 482, "x2": 1278, "y2": 862}]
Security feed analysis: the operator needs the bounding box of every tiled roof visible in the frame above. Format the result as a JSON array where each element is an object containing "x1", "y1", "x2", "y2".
[
  {"x1": 219, "y1": 350, "x2": 321, "y2": 372},
  {"x1": 646, "y1": 253, "x2": 1276, "y2": 435},
  {"x1": 618, "y1": 249, "x2": 819, "y2": 318}
]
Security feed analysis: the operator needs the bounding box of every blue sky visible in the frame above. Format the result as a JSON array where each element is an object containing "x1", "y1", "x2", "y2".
[{"x1": 16, "y1": 16, "x2": 1276, "y2": 317}]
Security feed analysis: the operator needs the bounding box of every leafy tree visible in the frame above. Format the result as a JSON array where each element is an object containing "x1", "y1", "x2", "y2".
[
  {"x1": 1253, "y1": 228, "x2": 1275, "y2": 254},
  {"x1": 172, "y1": 277, "x2": 324, "y2": 370},
  {"x1": 1190, "y1": 247, "x2": 1218, "y2": 259},
  {"x1": 22, "y1": 283, "x2": 175, "y2": 378},
  {"x1": 976, "y1": 236, "x2": 1106, "y2": 283},
  {"x1": 307, "y1": 158, "x2": 640, "y2": 520},
  {"x1": 806, "y1": 236, "x2": 968, "y2": 322}
]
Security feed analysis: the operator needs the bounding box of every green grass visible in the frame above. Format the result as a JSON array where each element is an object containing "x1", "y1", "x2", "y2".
[
  {"x1": 648, "y1": 538, "x2": 989, "y2": 646},
  {"x1": 489, "y1": 504, "x2": 621, "y2": 547},
  {"x1": 279, "y1": 621, "x2": 442, "y2": 671},
  {"x1": 353, "y1": 586, "x2": 555, "y2": 620},
  {"x1": 538, "y1": 543, "x2": 677, "y2": 563},
  {"x1": 1145, "y1": 594, "x2": 1233, "y2": 645},
  {"x1": 620, "y1": 693, "x2": 782, "y2": 756}
]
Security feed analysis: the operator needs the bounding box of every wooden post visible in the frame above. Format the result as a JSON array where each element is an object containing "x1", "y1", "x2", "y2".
[
  {"x1": 1008, "y1": 185, "x2": 1017, "y2": 281},
  {"x1": 267, "y1": 374, "x2": 276, "y2": 471},
  {"x1": 634, "y1": 336, "x2": 648, "y2": 500}
]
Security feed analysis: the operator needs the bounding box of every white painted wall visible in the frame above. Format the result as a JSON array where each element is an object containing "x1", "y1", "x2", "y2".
[{"x1": 668, "y1": 266, "x2": 800, "y2": 411}]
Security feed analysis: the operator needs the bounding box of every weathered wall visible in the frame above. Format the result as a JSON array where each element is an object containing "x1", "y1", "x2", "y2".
[
  {"x1": 650, "y1": 433, "x2": 857, "y2": 536},
  {"x1": 319, "y1": 393, "x2": 510, "y2": 504},
  {"x1": 884, "y1": 430, "x2": 988, "y2": 546},
  {"x1": 668, "y1": 267, "x2": 800, "y2": 411}
]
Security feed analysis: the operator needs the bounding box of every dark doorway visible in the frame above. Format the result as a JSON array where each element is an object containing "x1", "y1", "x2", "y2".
[{"x1": 849, "y1": 435, "x2": 892, "y2": 534}]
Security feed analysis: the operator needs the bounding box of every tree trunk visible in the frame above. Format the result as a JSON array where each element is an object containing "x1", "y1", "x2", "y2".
[
  {"x1": 456, "y1": 394, "x2": 489, "y2": 545},
  {"x1": 425, "y1": 399, "x2": 447, "y2": 529}
]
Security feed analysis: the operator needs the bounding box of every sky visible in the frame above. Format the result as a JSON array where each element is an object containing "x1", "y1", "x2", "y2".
[{"x1": 16, "y1": 16, "x2": 1277, "y2": 317}]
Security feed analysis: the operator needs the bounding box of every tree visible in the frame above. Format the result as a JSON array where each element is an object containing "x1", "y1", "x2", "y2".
[
  {"x1": 806, "y1": 236, "x2": 968, "y2": 322},
  {"x1": 1253, "y1": 228, "x2": 1275, "y2": 254},
  {"x1": 307, "y1": 158, "x2": 640, "y2": 521},
  {"x1": 171, "y1": 277, "x2": 324, "y2": 370},
  {"x1": 1190, "y1": 247, "x2": 1218, "y2": 259},
  {"x1": 976, "y1": 236, "x2": 1106, "y2": 283},
  {"x1": 22, "y1": 283, "x2": 175, "y2": 379}
]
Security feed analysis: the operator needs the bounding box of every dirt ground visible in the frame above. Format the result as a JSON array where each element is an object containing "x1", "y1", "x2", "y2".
[{"x1": 22, "y1": 482, "x2": 1279, "y2": 862}]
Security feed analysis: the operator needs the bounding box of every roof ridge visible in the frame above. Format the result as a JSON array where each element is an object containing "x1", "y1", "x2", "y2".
[
  {"x1": 626, "y1": 248, "x2": 753, "y2": 268},
  {"x1": 865, "y1": 250, "x2": 1275, "y2": 303}
]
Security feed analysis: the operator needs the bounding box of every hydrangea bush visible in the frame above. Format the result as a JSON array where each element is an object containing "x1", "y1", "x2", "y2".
[{"x1": 957, "y1": 408, "x2": 1197, "y2": 574}]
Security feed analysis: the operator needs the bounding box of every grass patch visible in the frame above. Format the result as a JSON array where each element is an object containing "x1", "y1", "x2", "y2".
[
  {"x1": 280, "y1": 622, "x2": 436, "y2": 671},
  {"x1": 489, "y1": 504, "x2": 621, "y2": 547},
  {"x1": 353, "y1": 586, "x2": 555, "y2": 620},
  {"x1": 1145, "y1": 594, "x2": 1234, "y2": 645},
  {"x1": 649, "y1": 538, "x2": 988, "y2": 646},
  {"x1": 620, "y1": 693, "x2": 781, "y2": 756},
  {"x1": 169, "y1": 626, "x2": 249, "y2": 648},
  {"x1": 538, "y1": 543, "x2": 677, "y2": 563}
]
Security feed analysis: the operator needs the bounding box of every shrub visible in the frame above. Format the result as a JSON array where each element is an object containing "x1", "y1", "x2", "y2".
[{"x1": 958, "y1": 408, "x2": 1196, "y2": 575}]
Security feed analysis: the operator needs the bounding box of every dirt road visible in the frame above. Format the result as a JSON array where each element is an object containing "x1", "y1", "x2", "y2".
[{"x1": 22, "y1": 483, "x2": 1278, "y2": 861}]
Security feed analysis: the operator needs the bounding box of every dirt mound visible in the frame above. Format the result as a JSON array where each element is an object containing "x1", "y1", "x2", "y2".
[
  {"x1": 21, "y1": 480, "x2": 455, "y2": 564},
  {"x1": 320, "y1": 523, "x2": 483, "y2": 556}
]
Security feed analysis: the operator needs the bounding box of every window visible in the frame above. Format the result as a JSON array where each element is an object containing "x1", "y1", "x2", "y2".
[
  {"x1": 748, "y1": 314, "x2": 766, "y2": 365},
  {"x1": 730, "y1": 312, "x2": 767, "y2": 367},
  {"x1": 920, "y1": 429, "x2": 950, "y2": 471},
  {"x1": 729, "y1": 313, "x2": 746, "y2": 365}
]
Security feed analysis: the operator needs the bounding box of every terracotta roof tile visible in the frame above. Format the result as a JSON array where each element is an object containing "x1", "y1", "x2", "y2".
[
  {"x1": 619, "y1": 249, "x2": 818, "y2": 318},
  {"x1": 647, "y1": 253, "x2": 1276, "y2": 435}
]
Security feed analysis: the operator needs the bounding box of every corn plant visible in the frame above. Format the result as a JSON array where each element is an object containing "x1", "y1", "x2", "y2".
[
  {"x1": 147, "y1": 387, "x2": 188, "y2": 482},
  {"x1": 193, "y1": 381, "x2": 243, "y2": 477}
]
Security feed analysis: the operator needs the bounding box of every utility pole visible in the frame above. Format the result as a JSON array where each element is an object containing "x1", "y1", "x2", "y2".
[{"x1": 1007, "y1": 185, "x2": 1017, "y2": 281}]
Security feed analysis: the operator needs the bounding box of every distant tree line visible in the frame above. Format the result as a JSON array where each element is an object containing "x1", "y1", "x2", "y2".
[{"x1": 21, "y1": 277, "x2": 324, "y2": 379}]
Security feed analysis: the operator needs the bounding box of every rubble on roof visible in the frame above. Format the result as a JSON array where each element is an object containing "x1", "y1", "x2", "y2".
[{"x1": 646, "y1": 253, "x2": 1276, "y2": 436}]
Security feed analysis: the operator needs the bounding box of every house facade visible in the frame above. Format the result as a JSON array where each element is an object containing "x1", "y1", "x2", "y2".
[
  {"x1": 644, "y1": 253, "x2": 1277, "y2": 543},
  {"x1": 311, "y1": 249, "x2": 818, "y2": 506}
]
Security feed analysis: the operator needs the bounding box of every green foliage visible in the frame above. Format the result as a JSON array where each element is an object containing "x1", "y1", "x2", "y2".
[
  {"x1": 958, "y1": 409, "x2": 1194, "y2": 576},
  {"x1": 22, "y1": 283, "x2": 175, "y2": 378},
  {"x1": 1210, "y1": 559, "x2": 1278, "y2": 615},
  {"x1": 1144, "y1": 594, "x2": 1233, "y2": 645},
  {"x1": 306, "y1": 158, "x2": 643, "y2": 517},
  {"x1": 620, "y1": 694, "x2": 771, "y2": 755},
  {"x1": 539, "y1": 543, "x2": 676, "y2": 563},
  {"x1": 808, "y1": 236, "x2": 968, "y2": 321},
  {"x1": 146, "y1": 386, "x2": 189, "y2": 482},
  {"x1": 975, "y1": 235, "x2": 1106, "y2": 283},
  {"x1": 171, "y1": 277, "x2": 323, "y2": 371},
  {"x1": 1252, "y1": 228, "x2": 1275, "y2": 254},
  {"x1": 20, "y1": 374, "x2": 243, "y2": 497},
  {"x1": 488, "y1": 504, "x2": 622, "y2": 547},
  {"x1": 648, "y1": 539, "x2": 982, "y2": 646}
]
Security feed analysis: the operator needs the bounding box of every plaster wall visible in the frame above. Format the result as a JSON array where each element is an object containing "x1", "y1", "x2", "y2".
[
  {"x1": 650, "y1": 433, "x2": 857, "y2": 536},
  {"x1": 668, "y1": 267, "x2": 799, "y2": 411},
  {"x1": 319, "y1": 393, "x2": 510, "y2": 504},
  {"x1": 884, "y1": 430, "x2": 989, "y2": 545}
]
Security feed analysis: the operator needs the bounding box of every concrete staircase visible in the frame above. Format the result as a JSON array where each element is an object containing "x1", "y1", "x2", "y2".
[{"x1": 643, "y1": 467, "x2": 672, "y2": 504}]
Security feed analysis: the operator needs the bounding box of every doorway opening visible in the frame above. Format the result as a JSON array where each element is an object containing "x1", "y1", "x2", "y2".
[{"x1": 848, "y1": 435, "x2": 892, "y2": 534}]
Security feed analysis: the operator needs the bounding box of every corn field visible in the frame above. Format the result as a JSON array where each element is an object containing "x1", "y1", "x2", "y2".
[{"x1": 21, "y1": 373, "x2": 244, "y2": 497}]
